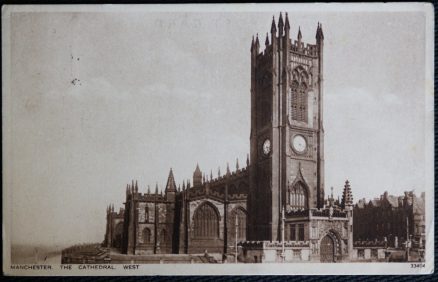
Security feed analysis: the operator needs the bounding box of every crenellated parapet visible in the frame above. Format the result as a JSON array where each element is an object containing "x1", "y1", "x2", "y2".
[
  {"x1": 238, "y1": 240, "x2": 310, "y2": 250},
  {"x1": 285, "y1": 208, "x2": 348, "y2": 219},
  {"x1": 251, "y1": 13, "x2": 323, "y2": 63},
  {"x1": 182, "y1": 157, "x2": 249, "y2": 202},
  {"x1": 106, "y1": 207, "x2": 124, "y2": 219},
  {"x1": 290, "y1": 42, "x2": 318, "y2": 57}
]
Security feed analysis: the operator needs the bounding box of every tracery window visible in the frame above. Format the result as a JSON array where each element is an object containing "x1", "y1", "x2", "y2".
[
  {"x1": 291, "y1": 81, "x2": 299, "y2": 120},
  {"x1": 289, "y1": 182, "x2": 308, "y2": 210},
  {"x1": 142, "y1": 228, "x2": 151, "y2": 243},
  {"x1": 230, "y1": 208, "x2": 247, "y2": 242},
  {"x1": 291, "y1": 81, "x2": 308, "y2": 122},
  {"x1": 194, "y1": 202, "x2": 219, "y2": 238}
]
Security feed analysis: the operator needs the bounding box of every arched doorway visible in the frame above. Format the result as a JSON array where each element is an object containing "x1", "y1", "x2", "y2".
[{"x1": 320, "y1": 235, "x2": 335, "y2": 262}]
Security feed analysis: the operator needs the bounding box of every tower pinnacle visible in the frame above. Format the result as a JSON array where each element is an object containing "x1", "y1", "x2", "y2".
[
  {"x1": 278, "y1": 12, "x2": 284, "y2": 35},
  {"x1": 341, "y1": 180, "x2": 353, "y2": 209},
  {"x1": 284, "y1": 12, "x2": 290, "y2": 31},
  {"x1": 271, "y1": 16, "x2": 277, "y2": 34},
  {"x1": 316, "y1": 22, "x2": 324, "y2": 40}
]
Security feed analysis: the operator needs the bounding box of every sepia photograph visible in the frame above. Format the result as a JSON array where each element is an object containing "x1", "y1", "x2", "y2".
[{"x1": 2, "y1": 3, "x2": 434, "y2": 275}]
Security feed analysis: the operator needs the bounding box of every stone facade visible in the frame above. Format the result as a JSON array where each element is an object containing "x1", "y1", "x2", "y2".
[
  {"x1": 104, "y1": 164, "x2": 249, "y2": 256},
  {"x1": 248, "y1": 13, "x2": 325, "y2": 242}
]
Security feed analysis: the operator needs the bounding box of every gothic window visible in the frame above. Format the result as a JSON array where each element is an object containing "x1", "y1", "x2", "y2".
[
  {"x1": 291, "y1": 81, "x2": 299, "y2": 120},
  {"x1": 230, "y1": 208, "x2": 247, "y2": 242},
  {"x1": 289, "y1": 182, "x2": 308, "y2": 210},
  {"x1": 142, "y1": 228, "x2": 151, "y2": 243},
  {"x1": 298, "y1": 83, "x2": 308, "y2": 122},
  {"x1": 291, "y1": 80, "x2": 308, "y2": 123},
  {"x1": 193, "y1": 202, "x2": 219, "y2": 239}
]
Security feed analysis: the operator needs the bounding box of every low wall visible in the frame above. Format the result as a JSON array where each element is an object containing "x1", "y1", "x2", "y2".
[
  {"x1": 238, "y1": 241, "x2": 311, "y2": 263},
  {"x1": 351, "y1": 247, "x2": 386, "y2": 262}
]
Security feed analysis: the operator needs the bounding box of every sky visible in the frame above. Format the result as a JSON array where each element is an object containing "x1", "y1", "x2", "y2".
[{"x1": 3, "y1": 5, "x2": 431, "y2": 246}]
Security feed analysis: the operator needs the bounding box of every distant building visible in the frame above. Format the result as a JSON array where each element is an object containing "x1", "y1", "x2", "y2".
[{"x1": 353, "y1": 191, "x2": 425, "y2": 248}]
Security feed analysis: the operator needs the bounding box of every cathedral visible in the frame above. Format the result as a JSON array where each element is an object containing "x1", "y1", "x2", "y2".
[{"x1": 104, "y1": 13, "x2": 356, "y2": 263}]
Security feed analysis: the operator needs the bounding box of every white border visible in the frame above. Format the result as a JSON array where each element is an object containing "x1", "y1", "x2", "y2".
[{"x1": 2, "y1": 3, "x2": 434, "y2": 276}]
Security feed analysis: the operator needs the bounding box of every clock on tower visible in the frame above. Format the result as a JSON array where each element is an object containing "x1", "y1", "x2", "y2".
[{"x1": 248, "y1": 13, "x2": 325, "y2": 241}]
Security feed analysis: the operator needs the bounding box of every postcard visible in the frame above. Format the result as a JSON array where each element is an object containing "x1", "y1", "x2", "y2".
[{"x1": 2, "y1": 3, "x2": 434, "y2": 275}]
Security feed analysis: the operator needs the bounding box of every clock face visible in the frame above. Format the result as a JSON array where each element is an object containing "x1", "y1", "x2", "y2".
[
  {"x1": 292, "y1": 135, "x2": 307, "y2": 153},
  {"x1": 262, "y1": 139, "x2": 271, "y2": 155}
]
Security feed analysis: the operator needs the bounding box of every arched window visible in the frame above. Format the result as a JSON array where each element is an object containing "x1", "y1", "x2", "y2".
[
  {"x1": 230, "y1": 208, "x2": 247, "y2": 242},
  {"x1": 291, "y1": 80, "x2": 308, "y2": 123},
  {"x1": 291, "y1": 80, "x2": 299, "y2": 120},
  {"x1": 298, "y1": 83, "x2": 308, "y2": 122},
  {"x1": 142, "y1": 228, "x2": 151, "y2": 243},
  {"x1": 289, "y1": 182, "x2": 308, "y2": 210},
  {"x1": 194, "y1": 202, "x2": 219, "y2": 238},
  {"x1": 160, "y1": 229, "x2": 167, "y2": 244}
]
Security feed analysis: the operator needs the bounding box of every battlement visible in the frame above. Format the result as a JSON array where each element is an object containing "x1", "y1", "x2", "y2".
[
  {"x1": 193, "y1": 166, "x2": 248, "y2": 187},
  {"x1": 251, "y1": 12, "x2": 323, "y2": 62},
  {"x1": 285, "y1": 208, "x2": 348, "y2": 219},
  {"x1": 238, "y1": 240, "x2": 310, "y2": 250},
  {"x1": 290, "y1": 41, "x2": 318, "y2": 57}
]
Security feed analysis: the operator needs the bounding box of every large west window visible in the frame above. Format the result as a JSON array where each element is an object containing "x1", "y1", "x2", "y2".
[{"x1": 193, "y1": 202, "x2": 219, "y2": 238}]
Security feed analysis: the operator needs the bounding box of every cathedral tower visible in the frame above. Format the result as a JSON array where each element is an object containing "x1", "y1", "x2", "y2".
[{"x1": 248, "y1": 13, "x2": 325, "y2": 241}]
